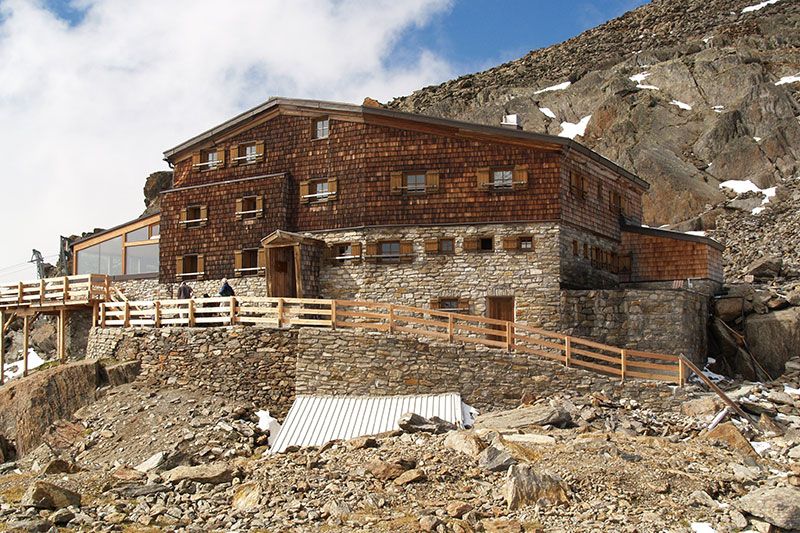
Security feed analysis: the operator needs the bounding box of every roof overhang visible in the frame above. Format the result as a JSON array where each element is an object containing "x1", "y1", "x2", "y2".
[
  {"x1": 71, "y1": 212, "x2": 161, "y2": 250},
  {"x1": 622, "y1": 224, "x2": 724, "y2": 251},
  {"x1": 162, "y1": 97, "x2": 649, "y2": 191},
  {"x1": 261, "y1": 229, "x2": 324, "y2": 247}
]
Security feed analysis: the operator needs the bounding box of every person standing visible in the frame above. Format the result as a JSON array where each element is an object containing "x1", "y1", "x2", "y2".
[
  {"x1": 219, "y1": 278, "x2": 235, "y2": 297},
  {"x1": 177, "y1": 281, "x2": 193, "y2": 299}
]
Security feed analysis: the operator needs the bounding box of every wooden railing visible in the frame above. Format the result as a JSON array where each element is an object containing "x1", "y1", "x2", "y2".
[
  {"x1": 98, "y1": 297, "x2": 685, "y2": 385},
  {"x1": 0, "y1": 274, "x2": 109, "y2": 310}
]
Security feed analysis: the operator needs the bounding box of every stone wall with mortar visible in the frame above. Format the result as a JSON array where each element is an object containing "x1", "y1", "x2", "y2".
[
  {"x1": 115, "y1": 276, "x2": 268, "y2": 301},
  {"x1": 559, "y1": 289, "x2": 709, "y2": 363},
  {"x1": 86, "y1": 326, "x2": 296, "y2": 416},
  {"x1": 307, "y1": 222, "x2": 562, "y2": 329},
  {"x1": 559, "y1": 223, "x2": 619, "y2": 290}
]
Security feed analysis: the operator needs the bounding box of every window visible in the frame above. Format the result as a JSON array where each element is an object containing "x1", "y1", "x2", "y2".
[
  {"x1": 230, "y1": 141, "x2": 264, "y2": 166},
  {"x1": 76, "y1": 236, "x2": 123, "y2": 276},
  {"x1": 126, "y1": 244, "x2": 159, "y2": 275},
  {"x1": 366, "y1": 241, "x2": 412, "y2": 264},
  {"x1": 405, "y1": 173, "x2": 426, "y2": 193},
  {"x1": 491, "y1": 170, "x2": 513, "y2": 189},
  {"x1": 610, "y1": 191, "x2": 623, "y2": 214},
  {"x1": 503, "y1": 236, "x2": 534, "y2": 251},
  {"x1": 180, "y1": 205, "x2": 207, "y2": 228},
  {"x1": 176, "y1": 254, "x2": 204, "y2": 280},
  {"x1": 333, "y1": 242, "x2": 361, "y2": 262},
  {"x1": 583, "y1": 243, "x2": 589, "y2": 259},
  {"x1": 236, "y1": 196, "x2": 263, "y2": 220},
  {"x1": 480, "y1": 237, "x2": 494, "y2": 252},
  {"x1": 301, "y1": 178, "x2": 337, "y2": 203},
  {"x1": 199, "y1": 149, "x2": 222, "y2": 170},
  {"x1": 463, "y1": 236, "x2": 493, "y2": 253},
  {"x1": 424, "y1": 238, "x2": 454, "y2": 255},
  {"x1": 150, "y1": 224, "x2": 160, "y2": 237},
  {"x1": 125, "y1": 223, "x2": 159, "y2": 243},
  {"x1": 234, "y1": 248, "x2": 265, "y2": 277},
  {"x1": 431, "y1": 297, "x2": 470, "y2": 313},
  {"x1": 313, "y1": 118, "x2": 329, "y2": 139},
  {"x1": 390, "y1": 171, "x2": 440, "y2": 195},
  {"x1": 379, "y1": 241, "x2": 400, "y2": 263},
  {"x1": 570, "y1": 171, "x2": 588, "y2": 199},
  {"x1": 519, "y1": 237, "x2": 533, "y2": 250},
  {"x1": 572, "y1": 240, "x2": 579, "y2": 256}
]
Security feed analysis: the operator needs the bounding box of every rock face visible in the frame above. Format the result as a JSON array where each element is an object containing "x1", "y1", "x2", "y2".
[
  {"x1": 744, "y1": 307, "x2": 800, "y2": 376},
  {"x1": 738, "y1": 487, "x2": 800, "y2": 530},
  {"x1": 163, "y1": 463, "x2": 234, "y2": 485},
  {"x1": 390, "y1": 0, "x2": 800, "y2": 226},
  {"x1": 21, "y1": 481, "x2": 81, "y2": 509},
  {"x1": 142, "y1": 170, "x2": 172, "y2": 215},
  {"x1": 474, "y1": 404, "x2": 572, "y2": 432},
  {"x1": 503, "y1": 464, "x2": 569, "y2": 510}
]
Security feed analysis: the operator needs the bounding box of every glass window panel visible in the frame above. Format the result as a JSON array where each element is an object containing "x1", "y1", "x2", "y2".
[
  {"x1": 150, "y1": 224, "x2": 160, "y2": 238},
  {"x1": 406, "y1": 174, "x2": 426, "y2": 192},
  {"x1": 125, "y1": 227, "x2": 149, "y2": 242},
  {"x1": 98, "y1": 236, "x2": 123, "y2": 276},
  {"x1": 76, "y1": 244, "x2": 101, "y2": 275},
  {"x1": 492, "y1": 170, "x2": 513, "y2": 188},
  {"x1": 125, "y1": 244, "x2": 159, "y2": 275}
]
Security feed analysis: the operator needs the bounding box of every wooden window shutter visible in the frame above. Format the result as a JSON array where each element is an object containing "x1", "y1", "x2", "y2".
[
  {"x1": 191, "y1": 152, "x2": 201, "y2": 169},
  {"x1": 229, "y1": 146, "x2": 239, "y2": 167},
  {"x1": 258, "y1": 249, "x2": 266, "y2": 271},
  {"x1": 175, "y1": 256, "x2": 183, "y2": 276},
  {"x1": 235, "y1": 198, "x2": 244, "y2": 220},
  {"x1": 327, "y1": 177, "x2": 338, "y2": 198},
  {"x1": 179, "y1": 208, "x2": 187, "y2": 224},
  {"x1": 255, "y1": 141, "x2": 265, "y2": 158},
  {"x1": 199, "y1": 205, "x2": 208, "y2": 226},
  {"x1": 365, "y1": 242, "x2": 379, "y2": 263},
  {"x1": 429, "y1": 298, "x2": 440, "y2": 309},
  {"x1": 390, "y1": 172, "x2": 403, "y2": 195},
  {"x1": 255, "y1": 195, "x2": 264, "y2": 217},
  {"x1": 457, "y1": 297, "x2": 470, "y2": 312},
  {"x1": 234, "y1": 251, "x2": 243, "y2": 276},
  {"x1": 463, "y1": 237, "x2": 479, "y2": 252},
  {"x1": 425, "y1": 170, "x2": 440, "y2": 192},
  {"x1": 215, "y1": 148, "x2": 225, "y2": 167},
  {"x1": 476, "y1": 167, "x2": 491, "y2": 190},
  {"x1": 351, "y1": 242, "x2": 362, "y2": 258},
  {"x1": 299, "y1": 180, "x2": 311, "y2": 204},
  {"x1": 197, "y1": 254, "x2": 205, "y2": 277},
  {"x1": 424, "y1": 240, "x2": 439, "y2": 254},
  {"x1": 399, "y1": 241, "x2": 414, "y2": 263},
  {"x1": 502, "y1": 237, "x2": 519, "y2": 251},
  {"x1": 512, "y1": 165, "x2": 528, "y2": 190}
]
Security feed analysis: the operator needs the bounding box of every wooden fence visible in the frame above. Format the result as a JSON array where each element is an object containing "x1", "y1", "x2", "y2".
[
  {"x1": 98, "y1": 297, "x2": 685, "y2": 385},
  {"x1": 0, "y1": 274, "x2": 109, "y2": 310}
]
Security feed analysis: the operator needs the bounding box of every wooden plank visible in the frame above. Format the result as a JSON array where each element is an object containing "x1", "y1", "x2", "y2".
[
  {"x1": 511, "y1": 334, "x2": 565, "y2": 351},
  {"x1": 569, "y1": 336, "x2": 624, "y2": 354},
  {"x1": 285, "y1": 308, "x2": 333, "y2": 317},
  {"x1": 394, "y1": 315, "x2": 448, "y2": 329},
  {"x1": 513, "y1": 322, "x2": 568, "y2": 339},
  {"x1": 514, "y1": 343, "x2": 566, "y2": 362},
  {"x1": 625, "y1": 369, "x2": 679, "y2": 382},
  {"x1": 625, "y1": 349, "x2": 679, "y2": 362},
  {"x1": 335, "y1": 309, "x2": 388, "y2": 320},
  {"x1": 570, "y1": 347, "x2": 621, "y2": 365},
  {"x1": 0, "y1": 311, "x2": 5, "y2": 384},
  {"x1": 285, "y1": 318, "x2": 333, "y2": 326},
  {"x1": 624, "y1": 360, "x2": 679, "y2": 372},
  {"x1": 679, "y1": 356, "x2": 757, "y2": 425},
  {"x1": 452, "y1": 334, "x2": 507, "y2": 349},
  {"x1": 237, "y1": 317, "x2": 280, "y2": 325},
  {"x1": 571, "y1": 358, "x2": 622, "y2": 376},
  {"x1": 334, "y1": 321, "x2": 390, "y2": 331}
]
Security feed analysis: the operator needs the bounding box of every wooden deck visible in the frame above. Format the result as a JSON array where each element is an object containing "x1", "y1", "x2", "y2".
[{"x1": 98, "y1": 296, "x2": 686, "y2": 386}]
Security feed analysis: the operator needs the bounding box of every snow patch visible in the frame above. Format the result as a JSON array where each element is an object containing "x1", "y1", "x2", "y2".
[
  {"x1": 629, "y1": 71, "x2": 660, "y2": 90},
  {"x1": 785, "y1": 385, "x2": 800, "y2": 396},
  {"x1": 637, "y1": 84, "x2": 660, "y2": 90},
  {"x1": 691, "y1": 523, "x2": 717, "y2": 533},
  {"x1": 753, "y1": 136, "x2": 762, "y2": 142},
  {"x1": 533, "y1": 81, "x2": 571, "y2": 94},
  {"x1": 538, "y1": 107, "x2": 556, "y2": 119},
  {"x1": 256, "y1": 409, "x2": 282, "y2": 447},
  {"x1": 750, "y1": 441, "x2": 771, "y2": 456},
  {"x1": 558, "y1": 115, "x2": 592, "y2": 140},
  {"x1": 712, "y1": 105, "x2": 725, "y2": 113},
  {"x1": 719, "y1": 180, "x2": 776, "y2": 215},
  {"x1": 685, "y1": 230, "x2": 707, "y2": 237},
  {"x1": 701, "y1": 368, "x2": 727, "y2": 383},
  {"x1": 775, "y1": 74, "x2": 800, "y2": 86},
  {"x1": 3, "y1": 349, "x2": 46, "y2": 381},
  {"x1": 741, "y1": 0, "x2": 780, "y2": 13},
  {"x1": 670, "y1": 100, "x2": 692, "y2": 110}
]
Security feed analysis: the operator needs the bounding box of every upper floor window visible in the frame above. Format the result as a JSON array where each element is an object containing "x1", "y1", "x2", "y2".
[
  {"x1": 236, "y1": 195, "x2": 264, "y2": 220},
  {"x1": 234, "y1": 248, "x2": 265, "y2": 277},
  {"x1": 390, "y1": 171, "x2": 440, "y2": 195},
  {"x1": 477, "y1": 165, "x2": 528, "y2": 191},
  {"x1": 405, "y1": 173, "x2": 426, "y2": 193},
  {"x1": 313, "y1": 118, "x2": 329, "y2": 139},
  {"x1": 180, "y1": 205, "x2": 208, "y2": 228},
  {"x1": 176, "y1": 253, "x2": 204, "y2": 280},
  {"x1": 231, "y1": 141, "x2": 265, "y2": 165},
  {"x1": 570, "y1": 171, "x2": 588, "y2": 200},
  {"x1": 202, "y1": 149, "x2": 222, "y2": 170},
  {"x1": 610, "y1": 191, "x2": 623, "y2": 214},
  {"x1": 424, "y1": 238, "x2": 454, "y2": 255},
  {"x1": 300, "y1": 178, "x2": 338, "y2": 204},
  {"x1": 491, "y1": 170, "x2": 513, "y2": 189},
  {"x1": 333, "y1": 242, "x2": 362, "y2": 262}
]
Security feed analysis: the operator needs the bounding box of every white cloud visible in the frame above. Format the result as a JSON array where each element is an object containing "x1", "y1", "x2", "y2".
[{"x1": 0, "y1": 0, "x2": 454, "y2": 282}]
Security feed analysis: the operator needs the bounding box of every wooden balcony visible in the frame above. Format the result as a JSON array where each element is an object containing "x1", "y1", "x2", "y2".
[{"x1": 0, "y1": 274, "x2": 109, "y2": 313}]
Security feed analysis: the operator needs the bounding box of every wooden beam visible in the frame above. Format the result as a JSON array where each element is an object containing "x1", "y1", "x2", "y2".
[
  {"x1": 58, "y1": 309, "x2": 67, "y2": 363},
  {"x1": 22, "y1": 314, "x2": 29, "y2": 377},
  {"x1": 0, "y1": 311, "x2": 5, "y2": 385},
  {"x1": 2, "y1": 312, "x2": 16, "y2": 335},
  {"x1": 293, "y1": 244, "x2": 304, "y2": 298}
]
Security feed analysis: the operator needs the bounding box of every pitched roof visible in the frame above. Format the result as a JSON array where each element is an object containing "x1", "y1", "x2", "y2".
[{"x1": 162, "y1": 97, "x2": 649, "y2": 190}]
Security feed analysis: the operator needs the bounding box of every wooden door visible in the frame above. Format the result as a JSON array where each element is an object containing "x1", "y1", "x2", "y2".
[
  {"x1": 486, "y1": 296, "x2": 514, "y2": 341},
  {"x1": 268, "y1": 246, "x2": 297, "y2": 297}
]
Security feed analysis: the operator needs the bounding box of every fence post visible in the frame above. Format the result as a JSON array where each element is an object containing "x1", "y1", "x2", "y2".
[
  {"x1": 678, "y1": 357, "x2": 685, "y2": 387},
  {"x1": 22, "y1": 315, "x2": 29, "y2": 377},
  {"x1": 92, "y1": 304, "x2": 98, "y2": 327},
  {"x1": 389, "y1": 305, "x2": 396, "y2": 333},
  {"x1": 63, "y1": 276, "x2": 69, "y2": 304},
  {"x1": 104, "y1": 276, "x2": 110, "y2": 301},
  {"x1": 564, "y1": 336, "x2": 571, "y2": 368},
  {"x1": 154, "y1": 301, "x2": 161, "y2": 328},
  {"x1": 188, "y1": 300, "x2": 195, "y2": 327},
  {"x1": 124, "y1": 301, "x2": 131, "y2": 327},
  {"x1": 39, "y1": 279, "x2": 45, "y2": 305},
  {"x1": 448, "y1": 314, "x2": 454, "y2": 343},
  {"x1": 277, "y1": 298, "x2": 284, "y2": 328},
  {"x1": 620, "y1": 349, "x2": 627, "y2": 382},
  {"x1": 17, "y1": 282, "x2": 23, "y2": 304},
  {"x1": 230, "y1": 297, "x2": 236, "y2": 325},
  {"x1": 330, "y1": 300, "x2": 337, "y2": 330},
  {"x1": 59, "y1": 309, "x2": 66, "y2": 363},
  {"x1": 506, "y1": 322, "x2": 514, "y2": 352},
  {"x1": 101, "y1": 304, "x2": 107, "y2": 328},
  {"x1": 0, "y1": 311, "x2": 5, "y2": 385}
]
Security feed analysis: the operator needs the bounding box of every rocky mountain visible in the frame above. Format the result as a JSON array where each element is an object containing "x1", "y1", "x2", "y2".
[{"x1": 390, "y1": 0, "x2": 800, "y2": 225}]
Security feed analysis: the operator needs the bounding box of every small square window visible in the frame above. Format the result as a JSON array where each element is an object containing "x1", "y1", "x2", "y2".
[
  {"x1": 572, "y1": 240, "x2": 579, "y2": 256},
  {"x1": 182, "y1": 255, "x2": 199, "y2": 279},
  {"x1": 479, "y1": 237, "x2": 494, "y2": 251},
  {"x1": 150, "y1": 224, "x2": 160, "y2": 238},
  {"x1": 238, "y1": 249, "x2": 260, "y2": 276},
  {"x1": 185, "y1": 205, "x2": 203, "y2": 228},
  {"x1": 337, "y1": 244, "x2": 352, "y2": 260},
  {"x1": 439, "y1": 238, "x2": 454, "y2": 254},
  {"x1": 379, "y1": 241, "x2": 400, "y2": 263},
  {"x1": 313, "y1": 118, "x2": 329, "y2": 139},
  {"x1": 312, "y1": 180, "x2": 329, "y2": 200},
  {"x1": 241, "y1": 196, "x2": 258, "y2": 219},
  {"x1": 237, "y1": 143, "x2": 260, "y2": 164},
  {"x1": 201, "y1": 149, "x2": 220, "y2": 169},
  {"x1": 491, "y1": 170, "x2": 513, "y2": 189},
  {"x1": 519, "y1": 237, "x2": 533, "y2": 250},
  {"x1": 405, "y1": 173, "x2": 426, "y2": 193},
  {"x1": 439, "y1": 298, "x2": 460, "y2": 310}
]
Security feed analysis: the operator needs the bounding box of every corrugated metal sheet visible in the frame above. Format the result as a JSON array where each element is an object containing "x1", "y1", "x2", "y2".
[{"x1": 270, "y1": 393, "x2": 467, "y2": 454}]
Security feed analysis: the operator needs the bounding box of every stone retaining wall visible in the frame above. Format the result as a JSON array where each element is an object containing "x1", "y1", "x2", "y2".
[{"x1": 88, "y1": 324, "x2": 687, "y2": 418}]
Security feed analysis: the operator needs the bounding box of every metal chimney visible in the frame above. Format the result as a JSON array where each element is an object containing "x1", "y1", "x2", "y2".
[{"x1": 501, "y1": 114, "x2": 522, "y2": 130}]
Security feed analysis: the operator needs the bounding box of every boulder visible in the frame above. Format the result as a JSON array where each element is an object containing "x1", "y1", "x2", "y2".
[
  {"x1": 703, "y1": 422, "x2": 757, "y2": 457},
  {"x1": 346, "y1": 436, "x2": 378, "y2": 450},
  {"x1": 135, "y1": 451, "x2": 166, "y2": 473},
  {"x1": 393, "y1": 468, "x2": 426, "y2": 485},
  {"x1": 738, "y1": 487, "x2": 800, "y2": 530},
  {"x1": 745, "y1": 307, "x2": 800, "y2": 377},
  {"x1": 478, "y1": 445, "x2": 517, "y2": 472},
  {"x1": 715, "y1": 297, "x2": 745, "y2": 323},
  {"x1": 446, "y1": 501, "x2": 473, "y2": 518},
  {"x1": 444, "y1": 431, "x2": 486, "y2": 457},
  {"x1": 474, "y1": 404, "x2": 572, "y2": 432},
  {"x1": 397, "y1": 412, "x2": 456, "y2": 434},
  {"x1": 232, "y1": 482, "x2": 261, "y2": 512},
  {"x1": 41, "y1": 458, "x2": 76, "y2": 475},
  {"x1": 681, "y1": 396, "x2": 723, "y2": 418},
  {"x1": 481, "y1": 519, "x2": 524, "y2": 533},
  {"x1": 163, "y1": 463, "x2": 234, "y2": 485},
  {"x1": 744, "y1": 256, "x2": 782, "y2": 280},
  {"x1": 21, "y1": 481, "x2": 81, "y2": 509},
  {"x1": 7, "y1": 519, "x2": 53, "y2": 532},
  {"x1": 503, "y1": 464, "x2": 569, "y2": 509},
  {"x1": 366, "y1": 458, "x2": 415, "y2": 480},
  {"x1": 49, "y1": 508, "x2": 76, "y2": 526}
]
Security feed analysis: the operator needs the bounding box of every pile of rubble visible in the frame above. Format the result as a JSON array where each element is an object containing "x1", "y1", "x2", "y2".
[{"x1": 0, "y1": 371, "x2": 797, "y2": 532}]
